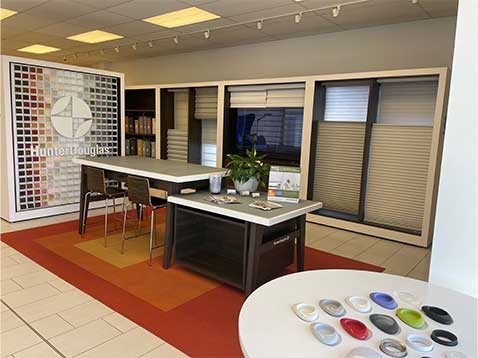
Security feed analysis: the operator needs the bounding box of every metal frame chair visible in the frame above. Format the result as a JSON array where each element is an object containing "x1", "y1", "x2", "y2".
[
  {"x1": 82, "y1": 167, "x2": 127, "y2": 247},
  {"x1": 121, "y1": 175, "x2": 167, "y2": 266}
]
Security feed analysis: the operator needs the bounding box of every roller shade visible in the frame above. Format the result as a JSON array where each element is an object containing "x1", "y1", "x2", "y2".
[
  {"x1": 364, "y1": 125, "x2": 433, "y2": 232},
  {"x1": 312, "y1": 122, "x2": 366, "y2": 215},
  {"x1": 229, "y1": 83, "x2": 305, "y2": 108},
  {"x1": 195, "y1": 87, "x2": 218, "y2": 120},
  {"x1": 324, "y1": 85, "x2": 370, "y2": 122},
  {"x1": 201, "y1": 119, "x2": 217, "y2": 167},
  {"x1": 377, "y1": 79, "x2": 438, "y2": 125},
  {"x1": 167, "y1": 129, "x2": 188, "y2": 162}
]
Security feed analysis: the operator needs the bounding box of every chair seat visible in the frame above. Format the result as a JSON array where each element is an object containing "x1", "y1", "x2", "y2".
[
  {"x1": 105, "y1": 186, "x2": 128, "y2": 198},
  {"x1": 151, "y1": 196, "x2": 167, "y2": 209}
]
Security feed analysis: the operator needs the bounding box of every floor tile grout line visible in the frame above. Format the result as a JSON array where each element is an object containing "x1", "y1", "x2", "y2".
[
  {"x1": 137, "y1": 341, "x2": 168, "y2": 358},
  {"x1": 404, "y1": 253, "x2": 431, "y2": 277},
  {"x1": 2, "y1": 284, "x2": 64, "y2": 310},
  {"x1": 29, "y1": 313, "x2": 76, "y2": 340},
  {"x1": 1, "y1": 298, "x2": 67, "y2": 358}
]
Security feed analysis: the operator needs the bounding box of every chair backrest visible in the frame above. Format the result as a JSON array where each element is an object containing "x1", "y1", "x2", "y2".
[
  {"x1": 126, "y1": 176, "x2": 151, "y2": 206},
  {"x1": 86, "y1": 167, "x2": 106, "y2": 194}
]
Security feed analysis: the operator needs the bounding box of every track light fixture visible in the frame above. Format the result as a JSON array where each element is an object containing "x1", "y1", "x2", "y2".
[
  {"x1": 147, "y1": 40, "x2": 153, "y2": 48},
  {"x1": 114, "y1": 46, "x2": 120, "y2": 53},
  {"x1": 132, "y1": 43, "x2": 137, "y2": 50},
  {"x1": 257, "y1": 19, "x2": 263, "y2": 30},
  {"x1": 295, "y1": 12, "x2": 302, "y2": 23},
  {"x1": 204, "y1": 29, "x2": 210, "y2": 39},
  {"x1": 332, "y1": 5, "x2": 341, "y2": 17},
  {"x1": 173, "y1": 36, "x2": 179, "y2": 44}
]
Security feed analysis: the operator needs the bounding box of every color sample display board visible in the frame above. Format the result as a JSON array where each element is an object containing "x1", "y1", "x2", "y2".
[
  {"x1": 1, "y1": 56, "x2": 123, "y2": 221},
  {"x1": 268, "y1": 166, "x2": 301, "y2": 203}
]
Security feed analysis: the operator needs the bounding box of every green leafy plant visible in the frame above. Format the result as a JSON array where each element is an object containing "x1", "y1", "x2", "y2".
[{"x1": 226, "y1": 146, "x2": 271, "y2": 187}]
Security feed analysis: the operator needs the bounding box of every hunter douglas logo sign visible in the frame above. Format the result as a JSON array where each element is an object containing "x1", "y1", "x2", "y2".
[{"x1": 32, "y1": 96, "x2": 111, "y2": 157}]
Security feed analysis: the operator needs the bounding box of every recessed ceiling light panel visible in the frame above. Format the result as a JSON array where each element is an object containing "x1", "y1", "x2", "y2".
[
  {"x1": 0, "y1": 8, "x2": 17, "y2": 21},
  {"x1": 143, "y1": 7, "x2": 220, "y2": 28},
  {"x1": 67, "y1": 30, "x2": 123, "y2": 44},
  {"x1": 18, "y1": 44, "x2": 61, "y2": 54}
]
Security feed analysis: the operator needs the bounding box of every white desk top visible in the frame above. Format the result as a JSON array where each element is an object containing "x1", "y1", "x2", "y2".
[
  {"x1": 167, "y1": 192, "x2": 322, "y2": 226},
  {"x1": 239, "y1": 270, "x2": 477, "y2": 358},
  {"x1": 73, "y1": 156, "x2": 226, "y2": 183}
]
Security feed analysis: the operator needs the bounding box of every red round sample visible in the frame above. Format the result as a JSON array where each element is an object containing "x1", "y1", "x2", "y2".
[{"x1": 340, "y1": 318, "x2": 370, "y2": 340}]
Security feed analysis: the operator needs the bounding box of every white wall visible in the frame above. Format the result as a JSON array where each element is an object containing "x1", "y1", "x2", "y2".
[
  {"x1": 429, "y1": 0, "x2": 477, "y2": 298},
  {"x1": 107, "y1": 17, "x2": 456, "y2": 86}
]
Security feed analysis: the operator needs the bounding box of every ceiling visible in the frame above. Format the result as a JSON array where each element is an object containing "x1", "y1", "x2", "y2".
[{"x1": 0, "y1": 0, "x2": 458, "y2": 66}]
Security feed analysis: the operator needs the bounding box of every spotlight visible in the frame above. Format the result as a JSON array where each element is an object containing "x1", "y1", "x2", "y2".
[
  {"x1": 257, "y1": 20, "x2": 263, "y2": 30},
  {"x1": 132, "y1": 43, "x2": 137, "y2": 50},
  {"x1": 295, "y1": 12, "x2": 302, "y2": 23},
  {"x1": 147, "y1": 40, "x2": 153, "y2": 48},
  {"x1": 114, "y1": 46, "x2": 120, "y2": 53},
  {"x1": 204, "y1": 29, "x2": 210, "y2": 39},
  {"x1": 173, "y1": 36, "x2": 179, "y2": 44},
  {"x1": 332, "y1": 5, "x2": 341, "y2": 17}
]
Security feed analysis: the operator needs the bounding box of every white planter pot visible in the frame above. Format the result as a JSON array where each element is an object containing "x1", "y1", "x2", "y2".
[{"x1": 234, "y1": 178, "x2": 259, "y2": 192}]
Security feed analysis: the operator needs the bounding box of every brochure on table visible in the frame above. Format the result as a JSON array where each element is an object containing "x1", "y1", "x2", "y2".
[{"x1": 267, "y1": 166, "x2": 301, "y2": 204}]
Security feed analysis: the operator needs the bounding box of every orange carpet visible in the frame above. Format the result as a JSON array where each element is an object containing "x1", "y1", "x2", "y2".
[{"x1": 1, "y1": 212, "x2": 384, "y2": 357}]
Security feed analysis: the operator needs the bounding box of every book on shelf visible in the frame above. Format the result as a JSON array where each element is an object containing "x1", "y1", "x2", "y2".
[
  {"x1": 146, "y1": 117, "x2": 152, "y2": 134},
  {"x1": 267, "y1": 166, "x2": 301, "y2": 204},
  {"x1": 151, "y1": 118, "x2": 156, "y2": 135},
  {"x1": 125, "y1": 139, "x2": 130, "y2": 155},
  {"x1": 129, "y1": 138, "x2": 137, "y2": 155},
  {"x1": 151, "y1": 141, "x2": 156, "y2": 158},
  {"x1": 134, "y1": 119, "x2": 139, "y2": 134},
  {"x1": 144, "y1": 140, "x2": 151, "y2": 157},
  {"x1": 137, "y1": 139, "x2": 143, "y2": 156}
]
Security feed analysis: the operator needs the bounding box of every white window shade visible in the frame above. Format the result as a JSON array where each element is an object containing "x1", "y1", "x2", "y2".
[
  {"x1": 229, "y1": 83, "x2": 305, "y2": 108},
  {"x1": 377, "y1": 79, "x2": 438, "y2": 125},
  {"x1": 201, "y1": 119, "x2": 217, "y2": 167},
  {"x1": 195, "y1": 87, "x2": 218, "y2": 120},
  {"x1": 324, "y1": 85, "x2": 370, "y2": 122},
  {"x1": 167, "y1": 129, "x2": 188, "y2": 162},
  {"x1": 172, "y1": 90, "x2": 188, "y2": 129}
]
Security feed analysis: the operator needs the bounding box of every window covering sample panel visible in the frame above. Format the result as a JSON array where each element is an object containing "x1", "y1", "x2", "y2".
[
  {"x1": 195, "y1": 87, "x2": 217, "y2": 120},
  {"x1": 313, "y1": 122, "x2": 366, "y2": 215},
  {"x1": 10, "y1": 62, "x2": 119, "y2": 212},
  {"x1": 364, "y1": 125, "x2": 433, "y2": 232},
  {"x1": 201, "y1": 119, "x2": 217, "y2": 167},
  {"x1": 174, "y1": 90, "x2": 189, "y2": 129},
  {"x1": 377, "y1": 80, "x2": 438, "y2": 125},
  {"x1": 324, "y1": 85, "x2": 370, "y2": 122},
  {"x1": 229, "y1": 83, "x2": 305, "y2": 108},
  {"x1": 167, "y1": 129, "x2": 188, "y2": 162}
]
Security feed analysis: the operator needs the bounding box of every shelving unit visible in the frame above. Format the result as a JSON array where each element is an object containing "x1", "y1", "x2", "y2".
[{"x1": 125, "y1": 88, "x2": 156, "y2": 157}]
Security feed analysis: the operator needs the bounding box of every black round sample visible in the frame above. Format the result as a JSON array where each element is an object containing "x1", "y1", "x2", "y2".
[
  {"x1": 370, "y1": 314, "x2": 400, "y2": 335},
  {"x1": 422, "y1": 305, "x2": 454, "y2": 325},
  {"x1": 430, "y1": 329, "x2": 458, "y2": 347}
]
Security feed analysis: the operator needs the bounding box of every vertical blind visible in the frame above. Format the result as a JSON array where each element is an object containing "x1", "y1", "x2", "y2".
[
  {"x1": 324, "y1": 85, "x2": 370, "y2": 122},
  {"x1": 229, "y1": 83, "x2": 305, "y2": 108}
]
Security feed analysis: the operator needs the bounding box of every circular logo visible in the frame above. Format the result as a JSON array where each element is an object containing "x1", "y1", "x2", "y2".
[{"x1": 51, "y1": 96, "x2": 93, "y2": 139}]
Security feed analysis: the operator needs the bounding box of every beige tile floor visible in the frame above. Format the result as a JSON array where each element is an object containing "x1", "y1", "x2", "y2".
[{"x1": 1, "y1": 212, "x2": 430, "y2": 357}]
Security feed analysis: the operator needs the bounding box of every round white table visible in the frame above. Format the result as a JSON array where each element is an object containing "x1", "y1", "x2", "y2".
[{"x1": 239, "y1": 270, "x2": 477, "y2": 358}]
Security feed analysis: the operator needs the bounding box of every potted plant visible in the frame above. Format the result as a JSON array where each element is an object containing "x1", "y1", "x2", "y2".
[{"x1": 226, "y1": 146, "x2": 271, "y2": 192}]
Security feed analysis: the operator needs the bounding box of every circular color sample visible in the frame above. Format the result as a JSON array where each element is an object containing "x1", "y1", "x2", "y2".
[
  {"x1": 369, "y1": 314, "x2": 400, "y2": 335},
  {"x1": 396, "y1": 308, "x2": 427, "y2": 329},
  {"x1": 406, "y1": 334, "x2": 434, "y2": 352},
  {"x1": 340, "y1": 318, "x2": 371, "y2": 340},
  {"x1": 394, "y1": 290, "x2": 422, "y2": 307},
  {"x1": 292, "y1": 303, "x2": 318, "y2": 322},
  {"x1": 310, "y1": 322, "x2": 341, "y2": 346},
  {"x1": 319, "y1": 299, "x2": 346, "y2": 317},
  {"x1": 431, "y1": 329, "x2": 458, "y2": 347},
  {"x1": 379, "y1": 339, "x2": 408, "y2": 357},
  {"x1": 445, "y1": 351, "x2": 467, "y2": 358},
  {"x1": 370, "y1": 292, "x2": 398, "y2": 310},
  {"x1": 345, "y1": 296, "x2": 372, "y2": 313},
  {"x1": 345, "y1": 347, "x2": 382, "y2": 358},
  {"x1": 422, "y1": 305, "x2": 454, "y2": 325}
]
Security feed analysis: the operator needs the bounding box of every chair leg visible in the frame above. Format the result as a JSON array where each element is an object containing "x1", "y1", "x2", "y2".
[
  {"x1": 82, "y1": 192, "x2": 91, "y2": 236},
  {"x1": 149, "y1": 209, "x2": 155, "y2": 266},
  {"x1": 121, "y1": 199, "x2": 128, "y2": 255},
  {"x1": 104, "y1": 199, "x2": 109, "y2": 248},
  {"x1": 112, "y1": 197, "x2": 117, "y2": 230}
]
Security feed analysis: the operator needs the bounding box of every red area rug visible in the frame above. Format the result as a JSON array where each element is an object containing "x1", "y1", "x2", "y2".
[{"x1": 1, "y1": 215, "x2": 384, "y2": 357}]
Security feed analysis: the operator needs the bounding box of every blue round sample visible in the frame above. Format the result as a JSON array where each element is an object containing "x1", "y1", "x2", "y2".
[{"x1": 370, "y1": 292, "x2": 398, "y2": 310}]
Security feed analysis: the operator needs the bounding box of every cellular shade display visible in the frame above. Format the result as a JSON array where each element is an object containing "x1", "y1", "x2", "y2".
[
  {"x1": 312, "y1": 122, "x2": 366, "y2": 215},
  {"x1": 167, "y1": 90, "x2": 188, "y2": 162},
  {"x1": 10, "y1": 62, "x2": 120, "y2": 212},
  {"x1": 324, "y1": 85, "x2": 370, "y2": 122},
  {"x1": 229, "y1": 83, "x2": 305, "y2": 108},
  {"x1": 194, "y1": 87, "x2": 217, "y2": 120},
  {"x1": 364, "y1": 125, "x2": 433, "y2": 232},
  {"x1": 201, "y1": 119, "x2": 217, "y2": 167},
  {"x1": 195, "y1": 87, "x2": 218, "y2": 167}
]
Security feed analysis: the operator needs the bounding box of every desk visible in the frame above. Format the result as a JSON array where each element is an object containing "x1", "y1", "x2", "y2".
[
  {"x1": 73, "y1": 156, "x2": 225, "y2": 267},
  {"x1": 167, "y1": 192, "x2": 322, "y2": 296},
  {"x1": 239, "y1": 270, "x2": 477, "y2": 357}
]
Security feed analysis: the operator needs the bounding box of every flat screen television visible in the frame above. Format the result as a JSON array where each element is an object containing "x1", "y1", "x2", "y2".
[{"x1": 235, "y1": 107, "x2": 303, "y2": 156}]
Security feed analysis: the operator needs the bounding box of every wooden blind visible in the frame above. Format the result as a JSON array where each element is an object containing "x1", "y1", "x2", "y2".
[
  {"x1": 312, "y1": 122, "x2": 366, "y2": 214},
  {"x1": 364, "y1": 125, "x2": 433, "y2": 232}
]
